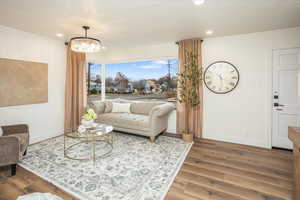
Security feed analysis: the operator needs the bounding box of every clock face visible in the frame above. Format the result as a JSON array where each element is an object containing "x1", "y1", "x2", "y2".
[{"x1": 204, "y1": 61, "x2": 239, "y2": 94}]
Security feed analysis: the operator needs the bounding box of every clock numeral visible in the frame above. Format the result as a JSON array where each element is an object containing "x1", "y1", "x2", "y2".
[
  {"x1": 229, "y1": 82, "x2": 235, "y2": 86},
  {"x1": 232, "y1": 76, "x2": 238, "y2": 79},
  {"x1": 207, "y1": 81, "x2": 212, "y2": 85}
]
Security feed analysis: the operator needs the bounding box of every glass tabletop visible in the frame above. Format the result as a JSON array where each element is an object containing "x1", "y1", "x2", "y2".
[{"x1": 65, "y1": 124, "x2": 113, "y2": 139}]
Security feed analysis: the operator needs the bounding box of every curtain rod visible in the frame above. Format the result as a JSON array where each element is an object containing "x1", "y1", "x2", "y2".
[{"x1": 175, "y1": 39, "x2": 203, "y2": 45}]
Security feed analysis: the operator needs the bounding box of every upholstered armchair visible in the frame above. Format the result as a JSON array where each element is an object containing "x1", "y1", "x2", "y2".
[{"x1": 0, "y1": 124, "x2": 29, "y2": 176}]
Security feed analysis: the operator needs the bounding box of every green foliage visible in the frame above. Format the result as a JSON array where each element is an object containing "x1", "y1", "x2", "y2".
[
  {"x1": 90, "y1": 88, "x2": 98, "y2": 95},
  {"x1": 177, "y1": 51, "x2": 203, "y2": 108}
]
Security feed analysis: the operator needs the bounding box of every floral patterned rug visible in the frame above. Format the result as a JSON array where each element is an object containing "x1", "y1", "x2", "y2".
[{"x1": 19, "y1": 132, "x2": 192, "y2": 200}]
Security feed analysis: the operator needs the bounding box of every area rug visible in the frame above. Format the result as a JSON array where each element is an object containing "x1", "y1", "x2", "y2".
[
  {"x1": 19, "y1": 132, "x2": 192, "y2": 200},
  {"x1": 17, "y1": 193, "x2": 63, "y2": 200}
]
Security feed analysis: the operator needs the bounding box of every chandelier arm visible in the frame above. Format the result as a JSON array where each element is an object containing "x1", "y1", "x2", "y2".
[{"x1": 82, "y1": 26, "x2": 90, "y2": 38}]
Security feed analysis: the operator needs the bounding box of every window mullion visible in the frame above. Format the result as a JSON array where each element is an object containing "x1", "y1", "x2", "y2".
[{"x1": 101, "y1": 64, "x2": 106, "y2": 101}]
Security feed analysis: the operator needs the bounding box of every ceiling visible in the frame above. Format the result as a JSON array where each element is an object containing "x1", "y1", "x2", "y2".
[{"x1": 0, "y1": 0, "x2": 300, "y2": 49}]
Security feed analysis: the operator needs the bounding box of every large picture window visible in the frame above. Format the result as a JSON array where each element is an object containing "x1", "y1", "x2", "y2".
[
  {"x1": 105, "y1": 59, "x2": 178, "y2": 102},
  {"x1": 86, "y1": 58, "x2": 178, "y2": 102}
]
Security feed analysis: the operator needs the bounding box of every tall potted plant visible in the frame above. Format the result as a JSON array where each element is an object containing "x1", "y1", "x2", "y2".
[{"x1": 177, "y1": 51, "x2": 203, "y2": 142}]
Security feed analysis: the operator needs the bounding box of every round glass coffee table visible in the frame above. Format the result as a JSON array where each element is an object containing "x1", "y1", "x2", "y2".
[{"x1": 64, "y1": 124, "x2": 113, "y2": 164}]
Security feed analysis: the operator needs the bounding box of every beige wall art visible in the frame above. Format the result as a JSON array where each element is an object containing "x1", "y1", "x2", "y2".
[{"x1": 0, "y1": 58, "x2": 48, "y2": 107}]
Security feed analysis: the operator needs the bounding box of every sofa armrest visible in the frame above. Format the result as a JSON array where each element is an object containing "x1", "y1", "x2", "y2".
[
  {"x1": 0, "y1": 136, "x2": 20, "y2": 166},
  {"x1": 87, "y1": 101, "x2": 106, "y2": 115},
  {"x1": 2, "y1": 124, "x2": 29, "y2": 136},
  {"x1": 149, "y1": 103, "x2": 175, "y2": 118}
]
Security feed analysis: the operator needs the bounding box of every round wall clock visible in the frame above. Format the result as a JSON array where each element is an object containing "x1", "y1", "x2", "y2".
[{"x1": 204, "y1": 61, "x2": 240, "y2": 94}]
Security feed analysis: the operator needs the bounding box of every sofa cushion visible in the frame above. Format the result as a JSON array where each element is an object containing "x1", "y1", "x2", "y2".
[
  {"x1": 96, "y1": 113, "x2": 149, "y2": 131},
  {"x1": 104, "y1": 99, "x2": 132, "y2": 113},
  {"x1": 131, "y1": 102, "x2": 163, "y2": 115},
  {"x1": 88, "y1": 101, "x2": 106, "y2": 114},
  {"x1": 111, "y1": 102, "x2": 131, "y2": 113}
]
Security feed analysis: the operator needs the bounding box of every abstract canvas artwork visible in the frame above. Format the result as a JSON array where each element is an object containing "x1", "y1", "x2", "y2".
[{"x1": 0, "y1": 58, "x2": 48, "y2": 107}]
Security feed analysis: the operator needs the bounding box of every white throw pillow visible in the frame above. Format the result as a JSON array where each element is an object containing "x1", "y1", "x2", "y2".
[
  {"x1": 0, "y1": 127, "x2": 2, "y2": 136},
  {"x1": 111, "y1": 102, "x2": 131, "y2": 113}
]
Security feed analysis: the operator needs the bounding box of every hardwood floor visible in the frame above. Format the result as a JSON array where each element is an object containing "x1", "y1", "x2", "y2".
[
  {"x1": 165, "y1": 138, "x2": 293, "y2": 200},
  {"x1": 0, "y1": 138, "x2": 293, "y2": 200}
]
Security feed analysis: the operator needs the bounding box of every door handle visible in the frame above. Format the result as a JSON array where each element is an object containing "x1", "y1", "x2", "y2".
[
  {"x1": 276, "y1": 108, "x2": 283, "y2": 111},
  {"x1": 274, "y1": 103, "x2": 285, "y2": 107}
]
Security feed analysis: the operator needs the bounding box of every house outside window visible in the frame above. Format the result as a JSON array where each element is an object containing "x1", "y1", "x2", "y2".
[{"x1": 87, "y1": 58, "x2": 178, "y2": 102}]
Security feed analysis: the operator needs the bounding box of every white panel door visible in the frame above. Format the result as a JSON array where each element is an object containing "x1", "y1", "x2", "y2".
[{"x1": 272, "y1": 48, "x2": 300, "y2": 149}]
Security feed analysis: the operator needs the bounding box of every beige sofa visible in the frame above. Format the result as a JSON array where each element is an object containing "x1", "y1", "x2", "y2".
[{"x1": 88, "y1": 100, "x2": 175, "y2": 142}]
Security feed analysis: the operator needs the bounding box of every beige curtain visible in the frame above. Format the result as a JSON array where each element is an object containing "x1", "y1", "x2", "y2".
[
  {"x1": 177, "y1": 39, "x2": 203, "y2": 138},
  {"x1": 64, "y1": 45, "x2": 87, "y2": 133}
]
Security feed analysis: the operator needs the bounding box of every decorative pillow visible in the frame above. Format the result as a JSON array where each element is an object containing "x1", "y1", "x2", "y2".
[
  {"x1": 0, "y1": 127, "x2": 2, "y2": 136},
  {"x1": 111, "y1": 102, "x2": 131, "y2": 113}
]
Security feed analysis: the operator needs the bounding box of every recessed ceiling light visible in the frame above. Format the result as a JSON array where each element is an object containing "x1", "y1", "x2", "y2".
[
  {"x1": 193, "y1": 0, "x2": 205, "y2": 5},
  {"x1": 56, "y1": 33, "x2": 63, "y2": 37},
  {"x1": 206, "y1": 30, "x2": 214, "y2": 35}
]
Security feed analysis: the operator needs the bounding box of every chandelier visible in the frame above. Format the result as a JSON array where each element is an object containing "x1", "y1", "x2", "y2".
[{"x1": 70, "y1": 26, "x2": 101, "y2": 53}]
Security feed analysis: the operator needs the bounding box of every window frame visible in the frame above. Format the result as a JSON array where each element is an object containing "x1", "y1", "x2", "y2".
[{"x1": 87, "y1": 56, "x2": 178, "y2": 102}]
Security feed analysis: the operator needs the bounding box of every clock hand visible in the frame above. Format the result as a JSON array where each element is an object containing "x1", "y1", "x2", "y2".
[{"x1": 212, "y1": 72, "x2": 223, "y2": 80}]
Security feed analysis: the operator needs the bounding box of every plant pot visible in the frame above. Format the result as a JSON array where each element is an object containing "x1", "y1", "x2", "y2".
[
  {"x1": 182, "y1": 133, "x2": 193, "y2": 142},
  {"x1": 81, "y1": 119, "x2": 94, "y2": 128}
]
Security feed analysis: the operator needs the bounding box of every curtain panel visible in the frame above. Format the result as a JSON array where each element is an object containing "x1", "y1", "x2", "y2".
[
  {"x1": 64, "y1": 45, "x2": 87, "y2": 133},
  {"x1": 176, "y1": 39, "x2": 203, "y2": 138}
]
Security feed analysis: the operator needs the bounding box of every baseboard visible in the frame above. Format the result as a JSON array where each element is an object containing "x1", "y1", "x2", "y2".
[{"x1": 272, "y1": 146, "x2": 293, "y2": 152}]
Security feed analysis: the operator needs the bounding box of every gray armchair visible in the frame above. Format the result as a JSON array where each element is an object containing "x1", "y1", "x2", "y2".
[{"x1": 0, "y1": 124, "x2": 29, "y2": 176}]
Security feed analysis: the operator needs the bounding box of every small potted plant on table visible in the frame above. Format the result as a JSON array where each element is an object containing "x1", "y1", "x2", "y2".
[{"x1": 81, "y1": 109, "x2": 97, "y2": 128}]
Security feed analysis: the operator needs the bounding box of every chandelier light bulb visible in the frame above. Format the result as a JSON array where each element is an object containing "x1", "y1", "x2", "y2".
[
  {"x1": 206, "y1": 30, "x2": 214, "y2": 35},
  {"x1": 193, "y1": 0, "x2": 205, "y2": 5}
]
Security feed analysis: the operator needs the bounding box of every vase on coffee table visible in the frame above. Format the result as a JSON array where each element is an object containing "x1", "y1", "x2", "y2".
[{"x1": 81, "y1": 119, "x2": 94, "y2": 128}]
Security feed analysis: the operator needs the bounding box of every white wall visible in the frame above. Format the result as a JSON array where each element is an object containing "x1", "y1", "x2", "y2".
[
  {"x1": 87, "y1": 43, "x2": 178, "y2": 64},
  {"x1": 202, "y1": 27, "x2": 300, "y2": 148},
  {"x1": 0, "y1": 25, "x2": 66, "y2": 144},
  {"x1": 90, "y1": 26, "x2": 300, "y2": 148}
]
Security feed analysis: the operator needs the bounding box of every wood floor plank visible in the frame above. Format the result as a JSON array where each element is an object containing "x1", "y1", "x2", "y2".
[
  {"x1": 177, "y1": 171, "x2": 285, "y2": 200},
  {"x1": 0, "y1": 137, "x2": 293, "y2": 200},
  {"x1": 171, "y1": 179, "x2": 245, "y2": 200},
  {"x1": 185, "y1": 155, "x2": 293, "y2": 189},
  {"x1": 197, "y1": 138, "x2": 291, "y2": 154},
  {"x1": 181, "y1": 163, "x2": 292, "y2": 200},
  {"x1": 193, "y1": 142, "x2": 293, "y2": 162},
  {"x1": 188, "y1": 150, "x2": 292, "y2": 181},
  {"x1": 191, "y1": 146, "x2": 292, "y2": 172},
  {"x1": 197, "y1": 139, "x2": 293, "y2": 159},
  {"x1": 0, "y1": 167, "x2": 76, "y2": 200},
  {"x1": 165, "y1": 187, "x2": 203, "y2": 200}
]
